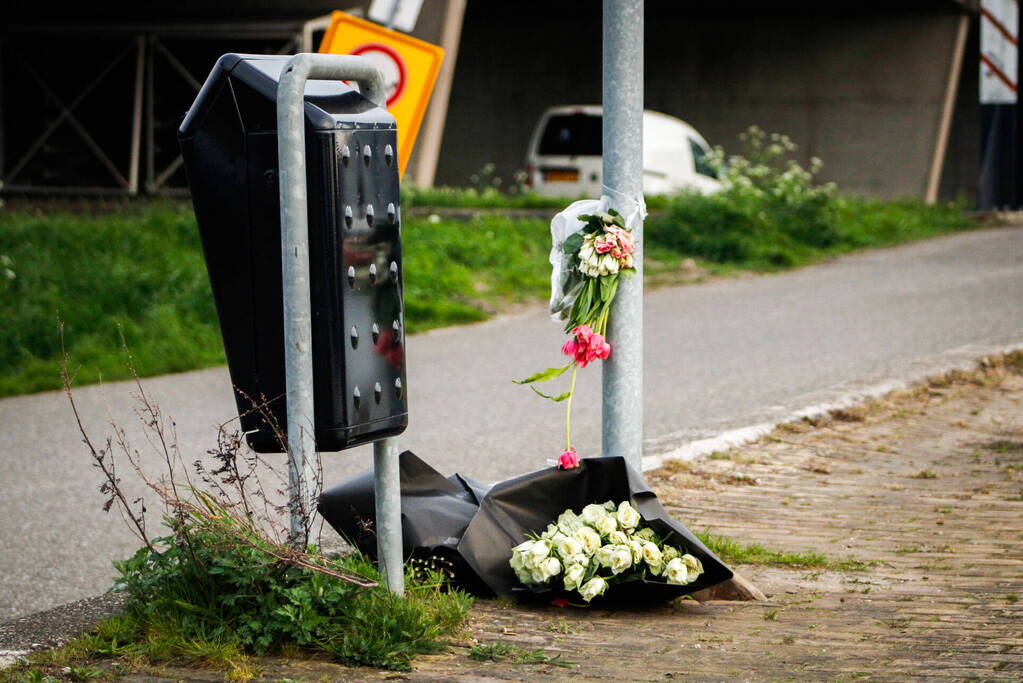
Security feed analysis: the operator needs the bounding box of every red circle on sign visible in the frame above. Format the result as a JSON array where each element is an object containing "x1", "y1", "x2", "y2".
[{"x1": 351, "y1": 42, "x2": 408, "y2": 107}]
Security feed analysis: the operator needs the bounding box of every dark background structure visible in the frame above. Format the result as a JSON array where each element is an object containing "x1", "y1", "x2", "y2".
[{"x1": 1, "y1": 0, "x2": 1013, "y2": 205}]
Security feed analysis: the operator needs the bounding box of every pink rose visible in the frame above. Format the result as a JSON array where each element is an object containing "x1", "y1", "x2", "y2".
[{"x1": 561, "y1": 339, "x2": 578, "y2": 357}]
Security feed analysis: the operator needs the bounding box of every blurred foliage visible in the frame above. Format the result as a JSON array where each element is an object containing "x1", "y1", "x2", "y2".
[{"x1": 647, "y1": 126, "x2": 973, "y2": 269}]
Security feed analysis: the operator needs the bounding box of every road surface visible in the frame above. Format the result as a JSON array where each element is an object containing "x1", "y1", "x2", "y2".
[{"x1": 1, "y1": 226, "x2": 1021, "y2": 620}]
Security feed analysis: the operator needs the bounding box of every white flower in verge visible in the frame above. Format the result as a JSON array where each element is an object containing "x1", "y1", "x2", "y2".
[
  {"x1": 563, "y1": 563, "x2": 586, "y2": 592},
  {"x1": 579, "y1": 577, "x2": 608, "y2": 602},
  {"x1": 616, "y1": 501, "x2": 641, "y2": 531},
  {"x1": 634, "y1": 527, "x2": 656, "y2": 542}
]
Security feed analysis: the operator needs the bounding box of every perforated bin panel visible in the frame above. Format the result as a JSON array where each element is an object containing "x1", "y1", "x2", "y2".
[
  {"x1": 328, "y1": 127, "x2": 407, "y2": 445},
  {"x1": 179, "y1": 53, "x2": 407, "y2": 453}
]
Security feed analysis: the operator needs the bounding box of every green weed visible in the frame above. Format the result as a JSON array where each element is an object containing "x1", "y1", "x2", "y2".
[
  {"x1": 468, "y1": 641, "x2": 573, "y2": 668},
  {"x1": 696, "y1": 530, "x2": 873, "y2": 571}
]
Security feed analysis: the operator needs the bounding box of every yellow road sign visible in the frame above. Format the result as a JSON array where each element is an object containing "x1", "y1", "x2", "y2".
[{"x1": 319, "y1": 11, "x2": 444, "y2": 177}]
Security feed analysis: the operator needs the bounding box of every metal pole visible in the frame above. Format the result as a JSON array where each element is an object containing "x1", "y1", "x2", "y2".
[
  {"x1": 601, "y1": 0, "x2": 644, "y2": 471},
  {"x1": 128, "y1": 35, "x2": 145, "y2": 195},
  {"x1": 374, "y1": 438, "x2": 405, "y2": 594},
  {"x1": 276, "y1": 54, "x2": 393, "y2": 559}
]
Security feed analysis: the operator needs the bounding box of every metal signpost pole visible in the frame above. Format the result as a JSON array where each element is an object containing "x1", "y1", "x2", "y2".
[
  {"x1": 277, "y1": 54, "x2": 404, "y2": 595},
  {"x1": 601, "y1": 0, "x2": 644, "y2": 471}
]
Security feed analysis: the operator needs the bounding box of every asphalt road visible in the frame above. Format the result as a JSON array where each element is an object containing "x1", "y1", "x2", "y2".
[{"x1": 1, "y1": 227, "x2": 1021, "y2": 620}]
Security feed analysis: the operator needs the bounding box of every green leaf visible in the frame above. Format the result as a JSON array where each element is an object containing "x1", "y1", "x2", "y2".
[
  {"x1": 562, "y1": 232, "x2": 584, "y2": 254},
  {"x1": 600, "y1": 274, "x2": 619, "y2": 303},
  {"x1": 530, "y1": 386, "x2": 571, "y2": 402},
  {"x1": 570, "y1": 279, "x2": 593, "y2": 329},
  {"x1": 513, "y1": 363, "x2": 572, "y2": 385}
]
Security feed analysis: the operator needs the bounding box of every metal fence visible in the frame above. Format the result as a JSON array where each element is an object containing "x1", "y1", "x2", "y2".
[{"x1": 0, "y1": 22, "x2": 330, "y2": 196}]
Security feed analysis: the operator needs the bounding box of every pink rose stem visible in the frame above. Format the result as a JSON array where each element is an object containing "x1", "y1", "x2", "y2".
[{"x1": 565, "y1": 363, "x2": 579, "y2": 450}]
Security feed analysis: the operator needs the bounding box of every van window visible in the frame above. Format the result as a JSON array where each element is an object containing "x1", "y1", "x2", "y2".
[
  {"x1": 538, "y1": 114, "x2": 603, "y2": 156},
  {"x1": 690, "y1": 138, "x2": 717, "y2": 178}
]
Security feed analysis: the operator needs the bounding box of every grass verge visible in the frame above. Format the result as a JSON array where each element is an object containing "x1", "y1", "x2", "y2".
[
  {"x1": 1, "y1": 188, "x2": 976, "y2": 397},
  {"x1": 696, "y1": 530, "x2": 874, "y2": 571}
]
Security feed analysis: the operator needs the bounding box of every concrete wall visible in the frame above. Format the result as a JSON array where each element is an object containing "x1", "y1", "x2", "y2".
[{"x1": 435, "y1": 4, "x2": 973, "y2": 200}]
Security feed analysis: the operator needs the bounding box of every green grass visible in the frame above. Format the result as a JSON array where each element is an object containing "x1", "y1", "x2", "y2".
[
  {"x1": 0, "y1": 201, "x2": 223, "y2": 397},
  {"x1": 696, "y1": 530, "x2": 874, "y2": 571},
  {"x1": 468, "y1": 641, "x2": 573, "y2": 668},
  {"x1": 0, "y1": 550, "x2": 473, "y2": 681},
  {"x1": 0, "y1": 204, "x2": 554, "y2": 397},
  {"x1": 401, "y1": 185, "x2": 672, "y2": 211},
  {"x1": 0, "y1": 191, "x2": 977, "y2": 397},
  {"x1": 646, "y1": 193, "x2": 974, "y2": 271}
]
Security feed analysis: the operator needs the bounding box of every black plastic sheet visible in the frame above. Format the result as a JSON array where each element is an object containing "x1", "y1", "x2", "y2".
[{"x1": 318, "y1": 452, "x2": 732, "y2": 602}]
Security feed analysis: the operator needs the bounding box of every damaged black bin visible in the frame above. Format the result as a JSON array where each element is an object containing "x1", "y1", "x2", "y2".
[{"x1": 179, "y1": 54, "x2": 407, "y2": 452}]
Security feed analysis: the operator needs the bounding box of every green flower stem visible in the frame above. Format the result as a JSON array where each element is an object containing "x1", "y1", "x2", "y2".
[
  {"x1": 565, "y1": 364, "x2": 579, "y2": 450},
  {"x1": 597, "y1": 302, "x2": 611, "y2": 336}
]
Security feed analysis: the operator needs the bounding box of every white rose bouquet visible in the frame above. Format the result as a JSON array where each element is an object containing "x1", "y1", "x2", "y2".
[{"x1": 508, "y1": 500, "x2": 704, "y2": 603}]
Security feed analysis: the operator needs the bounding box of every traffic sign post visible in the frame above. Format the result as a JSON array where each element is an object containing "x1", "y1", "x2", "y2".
[{"x1": 319, "y1": 11, "x2": 444, "y2": 177}]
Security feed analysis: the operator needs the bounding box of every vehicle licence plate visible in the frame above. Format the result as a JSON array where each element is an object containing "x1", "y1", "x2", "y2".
[{"x1": 544, "y1": 169, "x2": 579, "y2": 182}]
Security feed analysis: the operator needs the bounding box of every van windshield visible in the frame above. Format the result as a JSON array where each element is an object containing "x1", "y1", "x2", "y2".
[{"x1": 538, "y1": 114, "x2": 602, "y2": 156}]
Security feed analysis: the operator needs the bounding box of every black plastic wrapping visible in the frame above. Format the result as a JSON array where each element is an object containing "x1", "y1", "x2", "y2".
[{"x1": 318, "y1": 452, "x2": 732, "y2": 602}]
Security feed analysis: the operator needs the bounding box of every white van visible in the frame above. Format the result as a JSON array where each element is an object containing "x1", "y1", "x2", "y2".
[{"x1": 524, "y1": 105, "x2": 722, "y2": 197}]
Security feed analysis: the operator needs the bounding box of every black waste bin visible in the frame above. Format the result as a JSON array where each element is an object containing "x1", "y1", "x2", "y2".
[{"x1": 179, "y1": 54, "x2": 407, "y2": 453}]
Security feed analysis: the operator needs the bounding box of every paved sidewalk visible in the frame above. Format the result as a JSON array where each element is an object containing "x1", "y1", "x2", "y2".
[
  {"x1": 6, "y1": 354, "x2": 1020, "y2": 681},
  {"x1": 408, "y1": 355, "x2": 1023, "y2": 680}
]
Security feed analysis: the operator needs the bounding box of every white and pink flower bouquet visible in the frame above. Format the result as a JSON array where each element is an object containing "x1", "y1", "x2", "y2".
[
  {"x1": 509, "y1": 500, "x2": 704, "y2": 603},
  {"x1": 515, "y1": 209, "x2": 636, "y2": 467}
]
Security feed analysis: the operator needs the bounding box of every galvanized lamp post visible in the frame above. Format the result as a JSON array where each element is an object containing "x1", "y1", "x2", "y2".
[{"x1": 601, "y1": 0, "x2": 645, "y2": 472}]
